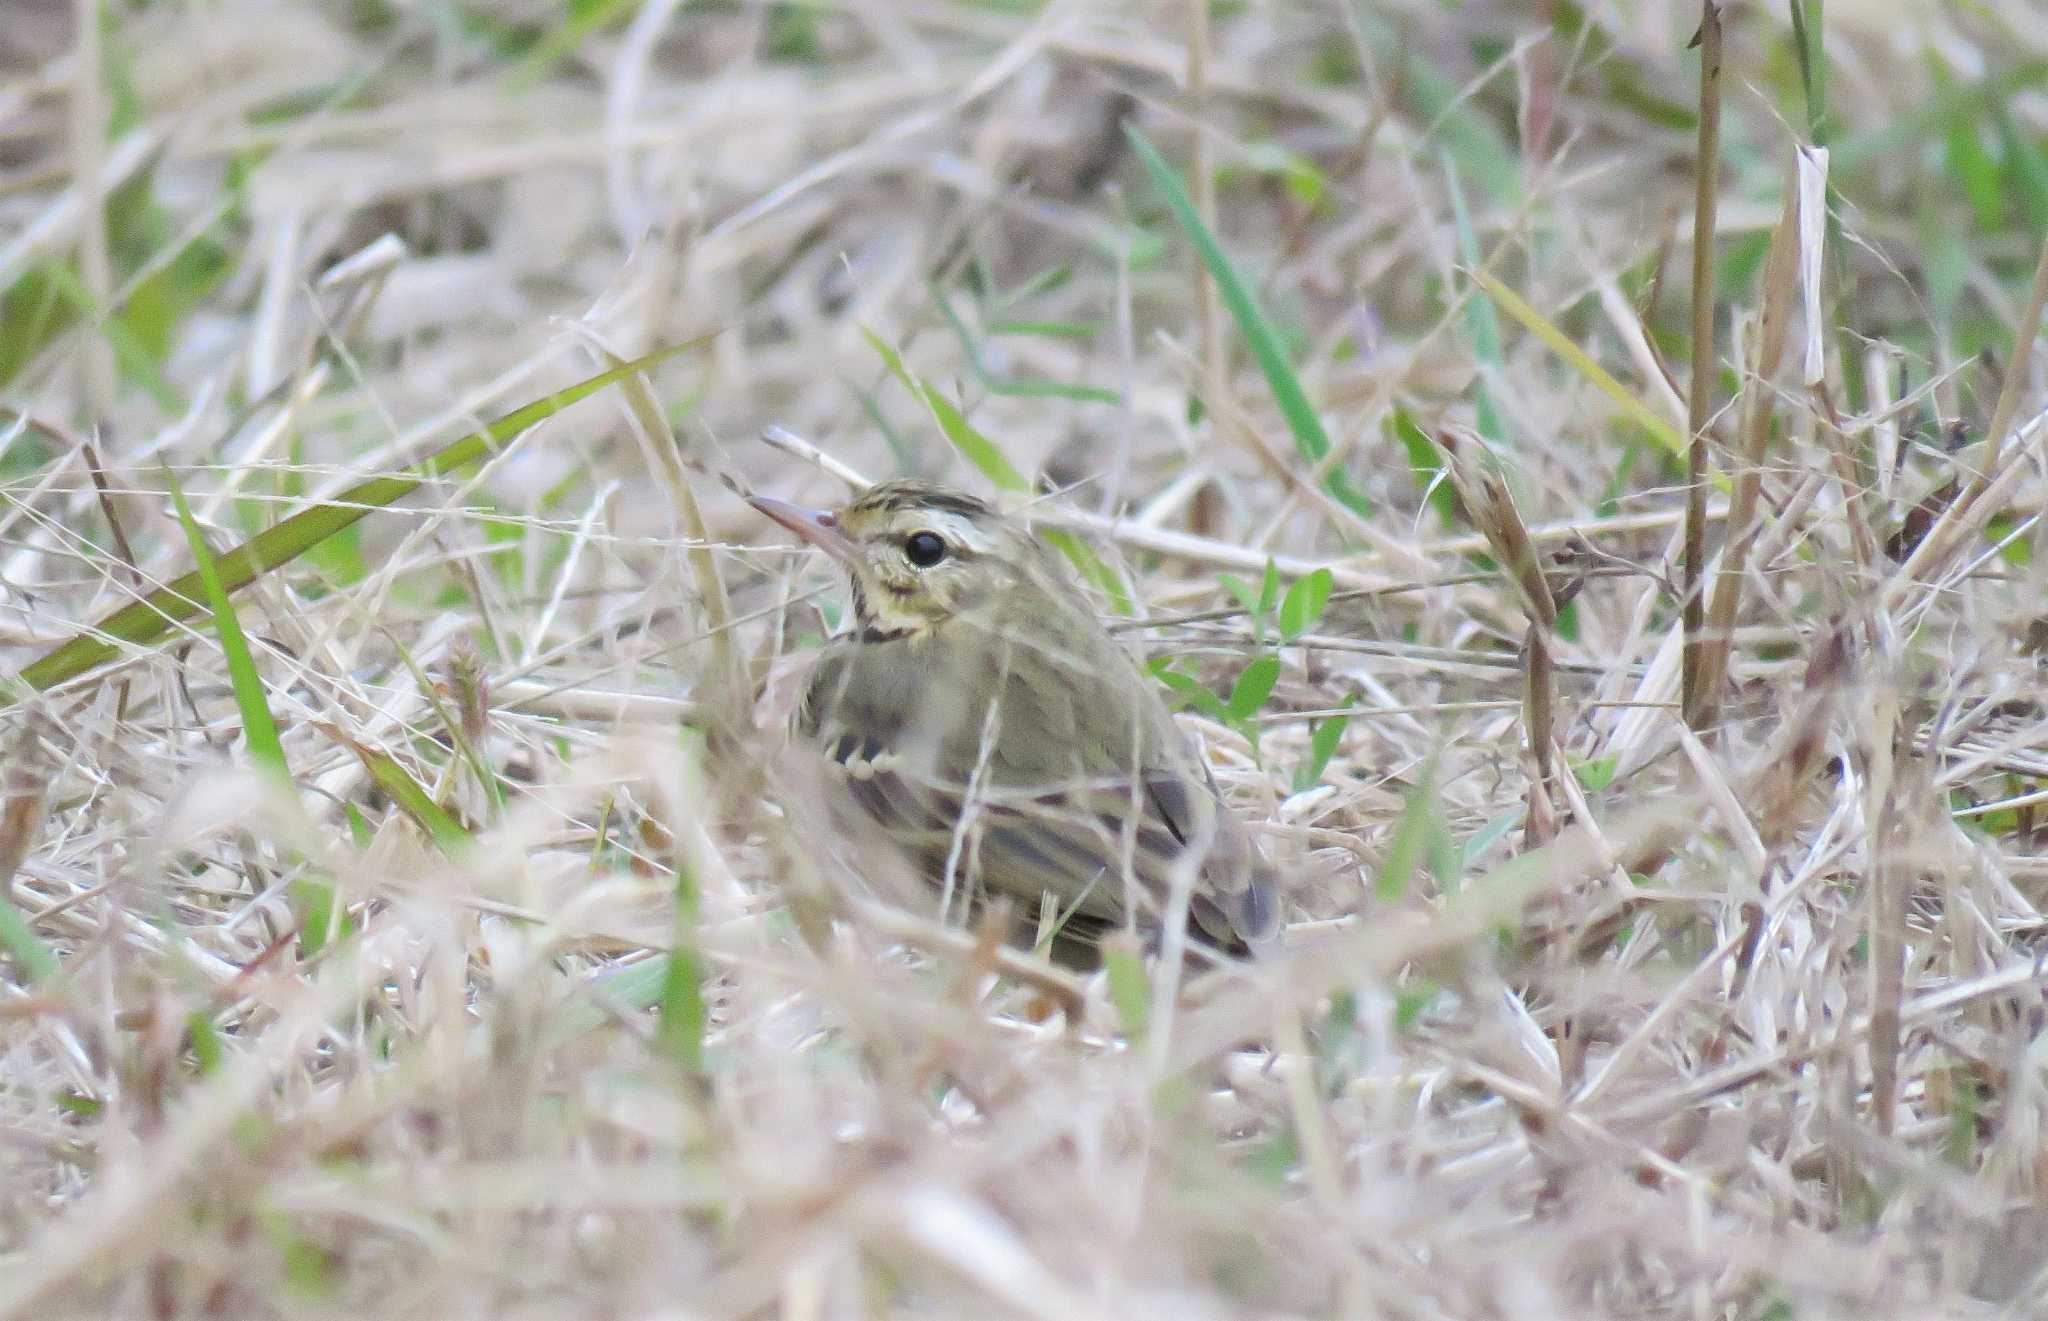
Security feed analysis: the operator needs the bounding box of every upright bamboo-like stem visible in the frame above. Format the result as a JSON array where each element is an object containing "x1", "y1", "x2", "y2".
[
  {"x1": 1186, "y1": 0, "x2": 1223, "y2": 414},
  {"x1": 1691, "y1": 154, "x2": 1801, "y2": 731},
  {"x1": 69, "y1": 0, "x2": 114, "y2": 424},
  {"x1": 1680, "y1": 1, "x2": 1724, "y2": 731},
  {"x1": 1184, "y1": 0, "x2": 1228, "y2": 539}
]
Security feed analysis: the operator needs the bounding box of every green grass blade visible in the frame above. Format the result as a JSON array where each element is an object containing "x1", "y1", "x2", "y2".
[
  {"x1": 1935, "y1": 64, "x2": 2003, "y2": 230},
  {"x1": 844, "y1": 374, "x2": 920, "y2": 474},
  {"x1": 929, "y1": 282, "x2": 1118, "y2": 403},
  {"x1": 289, "y1": 876, "x2": 351, "y2": 959},
  {"x1": 1787, "y1": 0, "x2": 1829, "y2": 144},
  {"x1": 863, "y1": 326, "x2": 1028, "y2": 490},
  {"x1": 1832, "y1": 58, "x2": 2048, "y2": 173},
  {"x1": 987, "y1": 318, "x2": 1096, "y2": 340},
  {"x1": 864, "y1": 327, "x2": 1133, "y2": 613},
  {"x1": 1460, "y1": 805, "x2": 1523, "y2": 871},
  {"x1": 42, "y1": 260, "x2": 185, "y2": 414},
  {"x1": 319, "y1": 723, "x2": 474, "y2": 858},
  {"x1": 657, "y1": 853, "x2": 706, "y2": 1074},
  {"x1": 1041, "y1": 528, "x2": 1135, "y2": 616},
  {"x1": 1344, "y1": 3, "x2": 1521, "y2": 201},
  {"x1": 1994, "y1": 109, "x2": 2048, "y2": 237},
  {"x1": 1444, "y1": 160, "x2": 1507, "y2": 443},
  {"x1": 1125, "y1": 127, "x2": 1370, "y2": 517},
  {"x1": 1375, "y1": 758, "x2": 1441, "y2": 902},
  {"x1": 991, "y1": 263, "x2": 1072, "y2": 310},
  {"x1": 1466, "y1": 267, "x2": 1687, "y2": 459},
  {"x1": 509, "y1": 0, "x2": 638, "y2": 89},
  {"x1": 163, "y1": 463, "x2": 286, "y2": 778},
  {"x1": 984, "y1": 378, "x2": 1123, "y2": 405},
  {"x1": 656, "y1": 939, "x2": 707, "y2": 1073},
  {"x1": 1292, "y1": 703, "x2": 1353, "y2": 792},
  {"x1": 13, "y1": 343, "x2": 697, "y2": 698},
  {"x1": 657, "y1": 731, "x2": 707, "y2": 1075}
]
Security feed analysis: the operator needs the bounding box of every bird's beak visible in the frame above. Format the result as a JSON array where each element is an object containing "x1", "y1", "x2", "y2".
[{"x1": 747, "y1": 494, "x2": 859, "y2": 567}]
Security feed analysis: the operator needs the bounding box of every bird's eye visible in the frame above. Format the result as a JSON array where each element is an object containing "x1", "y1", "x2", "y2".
[{"x1": 903, "y1": 530, "x2": 947, "y2": 567}]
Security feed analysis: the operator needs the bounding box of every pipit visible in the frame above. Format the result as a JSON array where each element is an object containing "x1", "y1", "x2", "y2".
[{"x1": 751, "y1": 479, "x2": 1277, "y2": 957}]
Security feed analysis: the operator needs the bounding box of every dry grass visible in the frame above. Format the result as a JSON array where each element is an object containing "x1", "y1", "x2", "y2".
[{"x1": 4, "y1": 0, "x2": 2048, "y2": 1316}]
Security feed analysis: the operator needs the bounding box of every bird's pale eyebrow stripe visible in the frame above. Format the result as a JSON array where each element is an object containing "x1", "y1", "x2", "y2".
[
  {"x1": 914, "y1": 491, "x2": 994, "y2": 517},
  {"x1": 858, "y1": 488, "x2": 993, "y2": 519}
]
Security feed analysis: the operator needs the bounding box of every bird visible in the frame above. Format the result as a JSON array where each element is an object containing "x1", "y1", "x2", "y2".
[{"x1": 749, "y1": 478, "x2": 1278, "y2": 959}]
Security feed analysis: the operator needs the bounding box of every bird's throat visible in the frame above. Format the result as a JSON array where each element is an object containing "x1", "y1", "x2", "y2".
[{"x1": 848, "y1": 577, "x2": 938, "y2": 643}]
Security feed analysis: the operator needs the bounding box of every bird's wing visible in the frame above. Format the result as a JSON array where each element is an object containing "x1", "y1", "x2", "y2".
[
  {"x1": 797, "y1": 623, "x2": 1277, "y2": 952},
  {"x1": 965, "y1": 620, "x2": 1279, "y2": 952}
]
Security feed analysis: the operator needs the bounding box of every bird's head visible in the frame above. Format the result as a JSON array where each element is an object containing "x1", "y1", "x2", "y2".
[{"x1": 749, "y1": 480, "x2": 1038, "y2": 639}]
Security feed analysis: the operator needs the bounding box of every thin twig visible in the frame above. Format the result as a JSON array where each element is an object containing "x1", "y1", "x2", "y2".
[{"x1": 1680, "y1": 0, "x2": 1724, "y2": 731}]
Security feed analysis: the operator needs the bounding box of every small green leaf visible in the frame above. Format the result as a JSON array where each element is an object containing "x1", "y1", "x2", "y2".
[
  {"x1": 508, "y1": 0, "x2": 636, "y2": 88},
  {"x1": 0, "y1": 895, "x2": 59, "y2": 984},
  {"x1": 1428, "y1": 807, "x2": 1460, "y2": 892},
  {"x1": 290, "y1": 877, "x2": 353, "y2": 959},
  {"x1": 1986, "y1": 513, "x2": 2034, "y2": 568},
  {"x1": 846, "y1": 374, "x2": 919, "y2": 474},
  {"x1": 186, "y1": 1009, "x2": 225, "y2": 1076},
  {"x1": 343, "y1": 801, "x2": 372, "y2": 851},
  {"x1": 1393, "y1": 979, "x2": 1441, "y2": 1032},
  {"x1": 1460, "y1": 806, "x2": 1522, "y2": 873},
  {"x1": 1246, "y1": 1126, "x2": 1300, "y2": 1187},
  {"x1": 1833, "y1": 59, "x2": 2048, "y2": 174},
  {"x1": 1226, "y1": 655, "x2": 1281, "y2": 722},
  {"x1": 42, "y1": 261, "x2": 184, "y2": 413},
  {"x1": 1103, "y1": 936, "x2": 1149, "y2": 1035},
  {"x1": 1218, "y1": 573, "x2": 1259, "y2": 616},
  {"x1": 1392, "y1": 406, "x2": 1457, "y2": 526},
  {"x1": 1236, "y1": 141, "x2": 1329, "y2": 209},
  {"x1": 1572, "y1": 755, "x2": 1619, "y2": 792},
  {"x1": 1257, "y1": 558, "x2": 1282, "y2": 616},
  {"x1": 1154, "y1": 665, "x2": 1231, "y2": 721},
  {"x1": 1278, "y1": 567, "x2": 1334, "y2": 640},
  {"x1": 259, "y1": 1210, "x2": 335, "y2": 1299}
]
